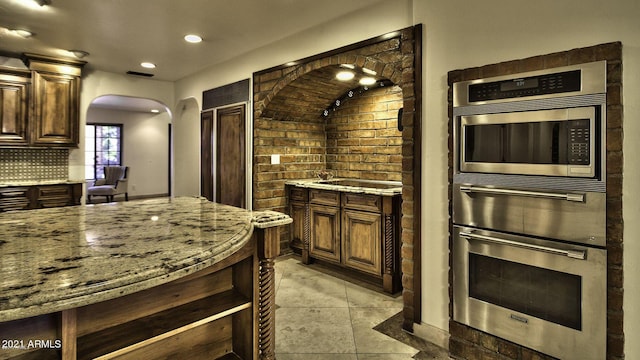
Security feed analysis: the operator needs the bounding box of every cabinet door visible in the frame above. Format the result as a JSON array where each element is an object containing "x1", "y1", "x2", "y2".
[
  {"x1": 309, "y1": 204, "x2": 340, "y2": 263},
  {"x1": 0, "y1": 74, "x2": 30, "y2": 146},
  {"x1": 342, "y1": 209, "x2": 381, "y2": 276},
  {"x1": 31, "y1": 71, "x2": 80, "y2": 147}
]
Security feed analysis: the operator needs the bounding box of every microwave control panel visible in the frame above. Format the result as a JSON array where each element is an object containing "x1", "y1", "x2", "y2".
[{"x1": 568, "y1": 119, "x2": 591, "y2": 165}]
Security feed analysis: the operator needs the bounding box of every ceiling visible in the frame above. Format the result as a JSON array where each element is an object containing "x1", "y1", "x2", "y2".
[
  {"x1": 0, "y1": 0, "x2": 385, "y2": 113},
  {"x1": 0, "y1": 0, "x2": 384, "y2": 82}
]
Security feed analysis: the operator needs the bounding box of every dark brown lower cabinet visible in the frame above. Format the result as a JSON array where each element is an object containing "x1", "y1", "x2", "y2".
[
  {"x1": 288, "y1": 186, "x2": 402, "y2": 293},
  {"x1": 0, "y1": 183, "x2": 82, "y2": 212}
]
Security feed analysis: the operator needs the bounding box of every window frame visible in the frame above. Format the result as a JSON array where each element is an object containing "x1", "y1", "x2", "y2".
[{"x1": 85, "y1": 123, "x2": 124, "y2": 180}]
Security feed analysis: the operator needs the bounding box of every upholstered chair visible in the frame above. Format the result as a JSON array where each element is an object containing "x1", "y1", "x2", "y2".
[{"x1": 87, "y1": 166, "x2": 129, "y2": 203}]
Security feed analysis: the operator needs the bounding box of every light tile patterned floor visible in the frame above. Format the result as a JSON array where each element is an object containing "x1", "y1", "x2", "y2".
[{"x1": 274, "y1": 256, "x2": 421, "y2": 359}]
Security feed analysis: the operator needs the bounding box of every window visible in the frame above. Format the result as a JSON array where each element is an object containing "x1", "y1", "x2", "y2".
[{"x1": 85, "y1": 124, "x2": 123, "y2": 180}]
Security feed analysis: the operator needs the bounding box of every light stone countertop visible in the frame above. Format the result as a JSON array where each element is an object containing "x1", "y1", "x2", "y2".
[
  {"x1": 285, "y1": 178, "x2": 402, "y2": 196},
  {"x1": 0, "y1": 197, "x2": 290, "y2": 322}
]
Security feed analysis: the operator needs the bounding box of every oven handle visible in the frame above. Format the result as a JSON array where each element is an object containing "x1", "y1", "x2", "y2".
[
  {"x1": 459, "y1": 185, "x2": 584, "y2": 202},
  {"x1": 459, "y1": 231, "x2": 586, "y2": 260}
]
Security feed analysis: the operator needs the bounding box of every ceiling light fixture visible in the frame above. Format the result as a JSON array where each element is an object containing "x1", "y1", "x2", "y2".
[
  {"x1": 359, "y1": 77, "x2": 377, "y2": 86},
  {"x1": 340, "y1": 64, "x2": 355, "y2": 69},
  {"x1": 150, "y1": 109, "x2": 160, "y2": 113},
  {"x1": 68, "y1": 49, "x2": 89, "y2": 58},
  {"x1": 140, "y1": 62, "x2": 156, "y2": 69},
  {"x1": 362, "y1": 68, "x2": 377, "y2": 76},
  {"x1": 336, "y1": 71, "x2": 355, "y2": 81},
  {"x1": 184, "y1": 34, "x2": 202, "y2": 43}
]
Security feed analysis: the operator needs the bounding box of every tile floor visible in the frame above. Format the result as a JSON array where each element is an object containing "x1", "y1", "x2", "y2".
[{"x1": 274, "y1": 256, "x2": 450, "y2": 359}]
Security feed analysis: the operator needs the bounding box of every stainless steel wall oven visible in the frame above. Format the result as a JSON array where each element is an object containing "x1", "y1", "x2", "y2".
[{"x1": 452, "y1": 62, "x2": 607, "y2": 360}]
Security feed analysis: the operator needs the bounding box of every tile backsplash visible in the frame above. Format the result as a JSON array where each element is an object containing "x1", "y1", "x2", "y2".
[{"x1": 0, "y1": 148, "x2": 69, "y2": 182}]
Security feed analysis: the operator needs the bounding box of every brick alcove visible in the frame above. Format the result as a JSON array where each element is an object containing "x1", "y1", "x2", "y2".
[
  {"x1": 447, "y1": 42, "x2": 624, "y2": 360},
  {"x1": 252, "y1": 25, "x2": 423, "y2": 329}
]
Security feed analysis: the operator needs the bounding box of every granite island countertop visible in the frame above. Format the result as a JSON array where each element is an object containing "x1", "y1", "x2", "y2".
[
  {"x1": 0, "y1": 197, "x2": 290, "y2": 322},
  {"x1": 285, "y1": 178, "x2": 402, "y2": 196}
]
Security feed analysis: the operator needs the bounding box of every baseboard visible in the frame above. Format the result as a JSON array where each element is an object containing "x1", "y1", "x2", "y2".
[
  {"x1": 86, "y1": 193, "x2": 169, "y2": 204},
  {"x1": 412, "y1": 321, "x2": 450, "y2": 351},
  {"x1": 128, "y1": 193, "x2": 169, "y2": 200}
]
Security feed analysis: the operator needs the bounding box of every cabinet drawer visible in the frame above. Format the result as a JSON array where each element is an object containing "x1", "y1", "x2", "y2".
[
  {"x1": 37, "y1": 185, "x2": 76, "y2": 208},
  {"x1": 38, "y1": 185, "x2": 72, "y2": 198},
  {"x1": 342, "y1": 193, "x2": 381, "y2": 213},
  {"x1": 0, "y1": 187, "x2": 30, "y2": 211},
  {"x1": 289, "y1": 186, "x2": 308, "y2": 201},
  {"x1": 309, "y1": 190, "x2": 340, "y2": 206}
]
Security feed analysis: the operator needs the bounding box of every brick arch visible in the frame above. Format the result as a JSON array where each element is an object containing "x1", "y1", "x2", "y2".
[
  {"x1": 252, "y1": 27, "x2": 422, "y2": 333},
  {"x1": 256, "y1": 54, "x2": 403, "y2": 120}
]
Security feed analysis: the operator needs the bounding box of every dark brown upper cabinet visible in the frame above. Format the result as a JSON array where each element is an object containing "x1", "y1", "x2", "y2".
[
  {"x1": 0, "y1": 67, "x2": 30, "y2": 146},
  {"x1": 0, "y1": 54, "x2": 85, "y2": 148}
]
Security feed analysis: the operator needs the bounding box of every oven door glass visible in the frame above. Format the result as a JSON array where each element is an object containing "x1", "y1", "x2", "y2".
[{"x1": 469, "y1": 253, "x2": 581, "y2": 330}]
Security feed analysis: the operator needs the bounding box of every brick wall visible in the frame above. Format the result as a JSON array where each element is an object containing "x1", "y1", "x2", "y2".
[
  {"x1": 254, "y1": 118, "x2": 326, "y2": 211},
  {"x1": 326, "y1": 85, "x2": 403, "y2": 181},
  {"x1": 447, "y1": 42, "x2": 624, "y2": 360}
]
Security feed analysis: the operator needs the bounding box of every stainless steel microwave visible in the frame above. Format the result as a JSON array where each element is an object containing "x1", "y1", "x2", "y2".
[
  {"x1": 453, "y1": 61, "x2": 606, "y2": 180},
  {"x1": 458, "y1": 106, "x2": 597, "y2": 178}
]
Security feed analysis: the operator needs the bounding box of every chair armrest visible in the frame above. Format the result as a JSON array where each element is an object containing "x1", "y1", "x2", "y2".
[
  {"x1": 115, "y1": 179, "x2": 128, "y2": 192},
  {"x1": 94, "y1": 179, "x2": 107, "y2": 186}
]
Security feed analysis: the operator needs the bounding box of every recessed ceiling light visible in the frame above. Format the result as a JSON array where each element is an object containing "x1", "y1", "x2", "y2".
[
  {"x1": 11, "y1": 29, "x2": 34, "y2": 38},
  {"x1": 359, "y1": 77, "x2": 377, "y2": 86},
  {"x1": 336, "y1": 71, "x2": 355, "y2": 81},
  {"x1": 20, "y1": 0, "x2": 50, "y2": 9},
  {"x1": 184, "y1": 34, "x2": 203, "y2": 43},
  {"x1": 140, "y1": 62, "x2": 156, "y2": 69},
  {"x1": 150, "y1": 109, "x2": 160, "y2": 113},
  {"x1": 68, "y1": 49, "x2": 89, "y2": 58}
]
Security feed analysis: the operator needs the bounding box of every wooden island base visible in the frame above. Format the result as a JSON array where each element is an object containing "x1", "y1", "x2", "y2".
[{"x1": 0, "y1": 227, "x2": 280, "y2": 360}]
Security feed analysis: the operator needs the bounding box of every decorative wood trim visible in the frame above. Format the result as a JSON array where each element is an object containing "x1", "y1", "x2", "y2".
[
  {"x1": 384, "y1": 214, "x2": 394, "y2": 275},
  {"x1": 256, "y1": 226, "x2": 280, "y2": 360},
  {"x1": 302, "y1": 202, "x2": 310, "y2": 264},
  {"x1": 412, "y1": 22, "x2": 424, "y2": 327}
]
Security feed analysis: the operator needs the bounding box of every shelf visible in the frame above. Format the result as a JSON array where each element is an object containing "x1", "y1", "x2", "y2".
[{"x1": 77, "y1": 289, "x2": 251, "y2": 359}]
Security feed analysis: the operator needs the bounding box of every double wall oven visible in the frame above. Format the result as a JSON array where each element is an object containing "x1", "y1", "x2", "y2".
[{"x1": 452, "y1": 61, "x2": 607, "y2": 360}]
